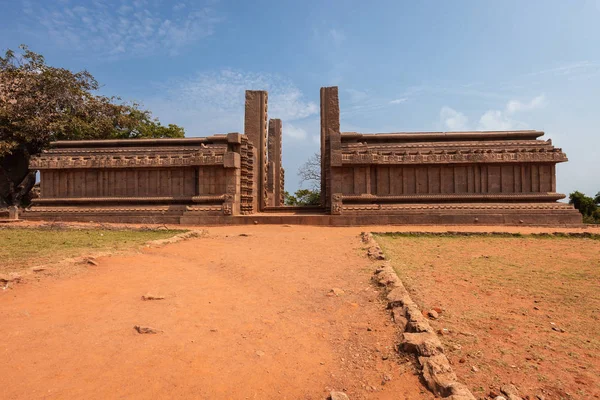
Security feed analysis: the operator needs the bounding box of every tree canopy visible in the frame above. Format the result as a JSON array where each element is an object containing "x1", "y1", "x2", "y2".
[
  {"x1": 0, "y1": 45, "x2": 184, "y2": 206},
  {"x1": 284, "y1": 189, "x2": 321, "y2": 206},
  {"x1": 569, "y1": 190, "x2": 600, "y2": 224}
]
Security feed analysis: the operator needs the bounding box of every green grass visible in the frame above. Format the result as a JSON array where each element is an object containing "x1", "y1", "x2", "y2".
[{"x1": 0, "y1": 227, "x2": 185, "y2": 273}]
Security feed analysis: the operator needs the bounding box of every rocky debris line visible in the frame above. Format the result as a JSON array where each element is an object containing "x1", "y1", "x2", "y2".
[
  {"x1": 362, "y1": 232, "x2": 386, "y2": 260},
  {"x1": 361, "y1": 232, "x2": 476, "y2": 400},
  {"x1": 146, "y1": 230, "x2": 206, "y2": 246},
  {"x1": 141, "y1": 294, "x2": 165, "y2": 301},
  {"x1": 371, "y1": 231, "x2": 599, "y2": 239},
  {"x1": 134, "y1": 325, "x2": 162, "y2": 334}
]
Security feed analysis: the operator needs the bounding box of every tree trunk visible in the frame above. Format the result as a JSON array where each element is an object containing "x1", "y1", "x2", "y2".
[{"x1": 0, "y1": 146, "x2": 33, "y2": 207}]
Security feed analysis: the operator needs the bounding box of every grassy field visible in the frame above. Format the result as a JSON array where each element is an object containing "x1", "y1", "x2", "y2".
[
  {"x1": 0, "y1": 227, "x2": 184, "y2": 273},
  {"x1": 375, "y1": 233, "x2": 600, "y2": 400}
]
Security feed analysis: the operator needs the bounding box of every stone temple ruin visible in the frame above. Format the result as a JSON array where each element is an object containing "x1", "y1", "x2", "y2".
[{"x1": 24, "y1": 86, "x2": 581, "y2": 225}]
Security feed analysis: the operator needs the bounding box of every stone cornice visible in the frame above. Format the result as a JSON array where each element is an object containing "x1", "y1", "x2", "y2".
[
  {"x1": 341, "y1": 193, "x2": 566, "y2": 203},
  {"x1": 339, "y1": 148, "x2": 567, "y2": 165},
  {"x1": 30, "y1": 151, "x2": 227, "y2": 169}
]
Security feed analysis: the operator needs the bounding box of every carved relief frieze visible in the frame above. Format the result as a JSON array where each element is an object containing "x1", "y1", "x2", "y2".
[
  {"x1": 339, "y1": 148, "x2": 567, "y2": 165},
  {"x1": 30, "y1": 151, "x2": 226, "y2": 169}
]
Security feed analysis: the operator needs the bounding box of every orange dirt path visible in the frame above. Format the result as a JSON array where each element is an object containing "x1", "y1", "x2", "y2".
[{"x1": 0, "y1": 225, "x2": 435, "y2": 400}]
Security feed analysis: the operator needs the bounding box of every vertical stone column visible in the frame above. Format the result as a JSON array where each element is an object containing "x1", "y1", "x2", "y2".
[
  {"x1": 267, "y1": 119, "x2": 283, "y2": 207},
  {"x1": 320, "y1": 86, "x2": 341, "y2": 212},
  {"x1": 223, "y1": 132, "x2": 243, "y2": 216},
  {"x1": 244, "y1": 90, "x2": 268, "y2": 211}
]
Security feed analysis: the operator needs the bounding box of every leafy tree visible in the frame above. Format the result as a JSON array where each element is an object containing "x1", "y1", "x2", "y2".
[
  {"x1": 569, "y1": 191, "x2": 599, "y2": 223},
  {"x1": 595, "y1": 192, "x2": 600, "y2": 205},
  {"x1": 284, "y1": 189, "x2": 321, "y2": 206},
  {"x1": 0, "y1": 45, "x2": 184, "y2": 206}
]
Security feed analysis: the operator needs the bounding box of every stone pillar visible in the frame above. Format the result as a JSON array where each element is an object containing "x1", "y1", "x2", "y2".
[
  {"x1": 244, "y1": 90, "x2": 268, "y2": 211},
  {"x1": 320, "y1": 86, "x2": 341, "y2": 212},
  {"x1": 223, "y1": 133, "x2": 243, "y2": 216},
  {"x1": 267, "y1": 119, "x2": 283, "y2": 207}
]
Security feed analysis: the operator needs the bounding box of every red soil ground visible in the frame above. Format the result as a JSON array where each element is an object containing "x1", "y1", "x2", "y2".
[
  {"x1": 0, "y1": 225, "x2": 434, "y2": 400},
  {"x1": 377, "y1": 231, "x2": 600, "y2": 400},
  {"x1": 1, "y1": 223, "x2": 598, "y2": 400}
]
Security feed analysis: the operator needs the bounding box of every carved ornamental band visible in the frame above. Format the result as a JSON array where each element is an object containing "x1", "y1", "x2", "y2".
[
  {"x1": 340, "y1": 148, "x2": 567, "y2": 165},
  {"x1": 30, "y1": 153, "x2": 226, "y2": 169}
]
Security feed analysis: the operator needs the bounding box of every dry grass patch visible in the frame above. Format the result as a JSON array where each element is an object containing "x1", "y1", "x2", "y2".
[
  {"x1": 375, "y1": 233, "x2": 600, "y2": 400},
  {"x1": 0, "y1": 227, "x2": 184, "y2": 273}
]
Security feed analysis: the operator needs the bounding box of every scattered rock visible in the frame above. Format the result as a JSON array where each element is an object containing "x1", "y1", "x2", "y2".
[
  {"x1": 0, "y1": 273, "x2": 21, "y2": 283},
  {"x1": 239, "y1": 233, "x2": 251, "y2": 237},
  {"x1": 494, "y1": 397, "x2": 508, "y2": 400},
  {"x1": 328, "y1": 288, "x2": 345, "y2": 297},
  {"x1": 256, "y1": 350, "x2": 265, "y2": 357},
  {"x1": 459, "y1": 357, "x2": 466, "y2": 363},
  {"x1": 31, "y1": 267, "x2": 46, "y2": 273},
  {"x1": 427, "y1": 309, "x2": 439, "y2": 320},
  {"x1": 134, "y1": 325, "x2": 161, "y2": 334},
  {"x1": 141, "y1": 294, "x2": 165, "y2": 301},
  {"x1": 471, "y1": 365, "x2": 479, "y2": 372},
  {"x1": 330, "y1": 391, "x2": 349, "y2": 400},
  {"x1": 84, "y1": 258, "x2": 98, "y2": 266},
  {"x1": 500, "y1": 384, "x2": 522, "y2": 400}
]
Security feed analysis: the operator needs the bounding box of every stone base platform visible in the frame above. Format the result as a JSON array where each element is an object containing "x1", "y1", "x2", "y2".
[{"x1": 22, "y1": 203, "x2": 582, "y2": 226}]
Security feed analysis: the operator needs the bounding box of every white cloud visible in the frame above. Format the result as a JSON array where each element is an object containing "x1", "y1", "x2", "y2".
[
  {"x1": 283, "y1": 123, "x2": 308, "y2": 140},
  {"x1": 22, "y1": 0, "x2": 222, "y2": 58},
  {"x1": 389, "y1": 98, "x2": 407, "y2": 105},
  {"x1": 506, "y1": 95, "x2": 546, "y2": 114},
  {"x1": 477, "y1": 110, "x2": 523, "y2": 131},
  {"x1": 144, "y1": 69, "x2": 317, "y2": 140},
  {"x1": 440, "y1": 106, "x2": 469, "y2": 131},
  {"x1": 441, "y1": 94, "x2": 546, "y2": 131}
]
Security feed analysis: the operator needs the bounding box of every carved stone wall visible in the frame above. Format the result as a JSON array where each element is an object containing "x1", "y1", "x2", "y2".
[
  {"x1": 28, "y1": 135, "x2": 245, "y2": 219},
  {"x1": 24, "y1": 85, "x2": 581, "y2": 226},
  {"x1": 320, "y1": 86, "x2": 580, "y2": 224}
]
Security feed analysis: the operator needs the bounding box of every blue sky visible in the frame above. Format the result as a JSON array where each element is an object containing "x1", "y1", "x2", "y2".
[{"x1": 1, "y1": 0, "x2": 599, "y2": 196}]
